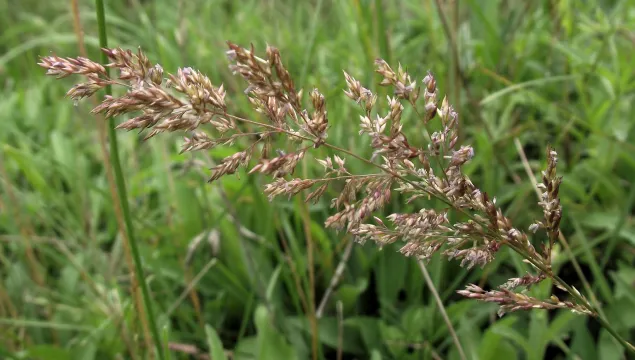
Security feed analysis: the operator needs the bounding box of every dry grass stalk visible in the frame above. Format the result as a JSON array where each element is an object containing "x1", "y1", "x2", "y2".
[{"x1": 38, "y1": 42, "x2": 635, "y2": 352}]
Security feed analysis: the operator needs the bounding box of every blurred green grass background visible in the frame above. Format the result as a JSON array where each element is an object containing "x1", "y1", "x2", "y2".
[{"x1": 1, "y1": 0, "x2": 635, "y2": 359}]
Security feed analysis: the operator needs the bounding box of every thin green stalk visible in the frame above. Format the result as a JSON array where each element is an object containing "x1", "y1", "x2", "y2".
[
  {"x1": 95, "y1": 1, "x2": 165, "y2": 359},
  {"x1": 418, "y1": 261, "x2": 466, "y2": 360},
  {"x1": 507, "y1": 240, "x2": 635, "y2": 354},
  {"x1": 553, "y1": 274, "x2": 635, "y2": 354}
]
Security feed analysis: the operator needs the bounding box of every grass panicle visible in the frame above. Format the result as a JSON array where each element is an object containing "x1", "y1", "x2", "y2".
[{"x1": 38, "y1": 41, "x2": 635, "y2": 354}]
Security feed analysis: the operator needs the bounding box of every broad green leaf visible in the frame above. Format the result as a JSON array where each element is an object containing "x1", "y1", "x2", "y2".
[
  {"x1": 265, "y1": 264, "x2": 282, "y2": 303},
  {"x1": 375, "y1": 248, "x2": 407, "y2": 305},
  {"x1": 544, "y1": 311, "x2": 577, "y2": 344},
  {"x1": 162, "y1": 324, "x2": 172, "y2": 360},
  {"x1": 400, "y1": 306, "x2": 428, "y2": 336},
  {"x1": 611, "y1": 265, "x2": 635, "y2": 303},
  {"x1": 26, "y1": 345, "x2": 71, "y2": 360},
  {"x1": 3, "y1": 145, "x2": 48, "y2": 195},
  {"x1": 254, "y1": 305, "x2": 297, "y2": 360},
  {"x1": 59, "y1": 265, "x2": 80, "y2": 297},
  {"x1": 205, "y1": 324, "x2": 228, "y2": 360},
  {"x1": 379, "y1": 322, "x2": 406, "y2": 358},
  {"x1": 570, "y1": 326, "x2": 597, "y2": 360},
  {"x1": 337, "y1": 277, "x2": 368, "y2": 313},
  {"x1": 491, "y1": 319, "x2": 530, "y2": 355},
  {"x1": 528, "y1": 311, "x2": 548, "y2": 360},
  {"x1": 72, "y1": 340, "x2": 97, "y2": 360},
  {"x1": 598, "y1": 329, "x2": 624, "y2": 360},
  {"x1": 370, "y1": 349, "x2": 383, "y2": 360},
  {"x1": 286, "y1": 316, "x2": 364, "y2": 354},
  {"x1": 345, "y1": 317, "x2": 383, "y2": 353},
  {"x1": 478, "y1": 316, "x2": 518, "y2": 360},
  {"x1": 233, "y1": 336, "x2": 258, "y2": 360}
]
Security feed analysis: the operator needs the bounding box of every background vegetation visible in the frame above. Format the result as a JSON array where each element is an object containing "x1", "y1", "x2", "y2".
[{"x1": 1, "y1": 0, "x2": 635, "y2": 359}]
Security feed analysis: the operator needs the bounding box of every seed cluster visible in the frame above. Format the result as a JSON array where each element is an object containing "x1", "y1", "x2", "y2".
[{"x1": 38, "y1": 43, "x2": 586, "y2": 318}]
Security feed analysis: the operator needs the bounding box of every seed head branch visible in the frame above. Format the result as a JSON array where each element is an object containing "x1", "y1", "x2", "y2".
[{"x1": 38, "y1": 42, "x2": 631, "y2": 344}]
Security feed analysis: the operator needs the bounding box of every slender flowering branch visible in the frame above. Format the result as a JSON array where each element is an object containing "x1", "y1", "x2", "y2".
[{"x1": 38, "y1": 42, "x2": 635, "y2": 353}]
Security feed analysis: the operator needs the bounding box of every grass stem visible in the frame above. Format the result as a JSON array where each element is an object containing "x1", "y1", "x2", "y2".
[{"x1": 95, "y1": 1, "x2": 166, "y2": 359}]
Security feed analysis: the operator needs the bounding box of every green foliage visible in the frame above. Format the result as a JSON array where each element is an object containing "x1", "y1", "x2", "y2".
[{"x1": 1, "y1": 0, "x2": 634, "y2": 359}]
